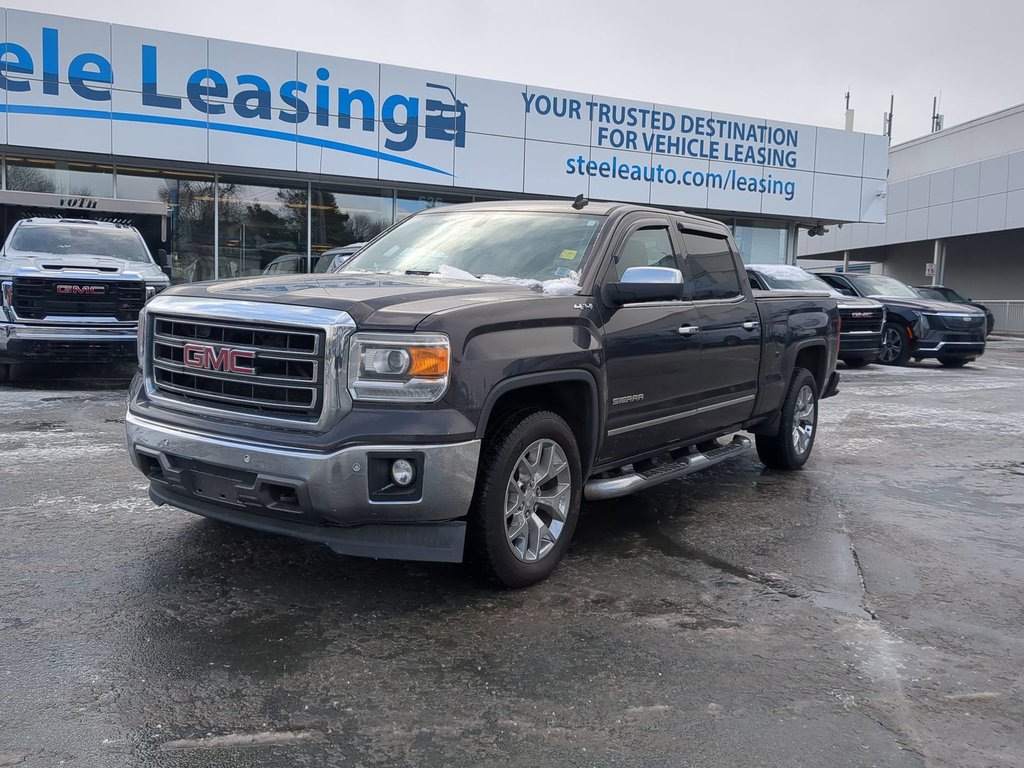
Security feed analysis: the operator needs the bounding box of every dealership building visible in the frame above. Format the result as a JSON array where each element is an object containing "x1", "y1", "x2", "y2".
[
  {"x1": 0, "y1": 8, "x2": 888, "y2": 283},
  {"x1": 800, "y1": 104, "x2": 1024, "y2": 332}
]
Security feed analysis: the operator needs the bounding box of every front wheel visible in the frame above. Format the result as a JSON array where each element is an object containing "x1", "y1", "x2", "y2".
[
  {"x1": 756, "y1": 368, "x2": 819, "y2": 470},
  {"x1": 879, "y1": 322, "x2": 912, "y2": 366},
  {"x1": 937, "y1": 356, "x2": 970, "y2": 368},
  {"x1": 467, "y1": 410, "x2": 582, "y2": 588}
]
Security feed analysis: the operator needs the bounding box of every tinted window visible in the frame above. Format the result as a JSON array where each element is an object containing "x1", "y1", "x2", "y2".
[
  {"x1": 682, "y1": 232, "x2": 741, "y2": 300},
  {"x1": 819, "y1": 275, "x2": 850, "y2": 291},
  {"x1": 614, "y1": 226, "x2": 677, "y2": 279}
]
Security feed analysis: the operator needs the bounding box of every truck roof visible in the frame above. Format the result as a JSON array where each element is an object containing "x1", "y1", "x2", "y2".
[
  {"x1": 15, "y1": 217, "x2": 134, "y2": 230},
  {"x1": 418, "y1": 199, "x2": 731, "y2": 233}
]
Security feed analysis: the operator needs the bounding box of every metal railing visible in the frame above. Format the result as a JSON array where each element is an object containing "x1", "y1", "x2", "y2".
[{"x1": 978, "y1": 300, "x2": 1024, "y2": 333}]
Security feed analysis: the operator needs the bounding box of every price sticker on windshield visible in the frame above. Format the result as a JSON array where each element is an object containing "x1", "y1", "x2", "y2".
[{"x1": 558, "y1": 249, "x2": 578, "y2": 260}]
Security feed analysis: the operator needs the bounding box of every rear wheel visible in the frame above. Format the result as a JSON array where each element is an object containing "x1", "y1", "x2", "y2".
[
  {"x1": 937, "y1": 356, "x2": 970, "y2": 368},
  {"x1": 879, "y1": 323, "x2": 912, "y2": 366},
  {"x1": 756, "y1": 368, "x2": 818, "y2": 471},
  {"x1": 467, "y1": 410, "x2": 582, "y2": 588}
]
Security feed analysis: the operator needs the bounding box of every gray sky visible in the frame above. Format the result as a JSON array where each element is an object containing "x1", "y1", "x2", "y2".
[{"x1": 8, "y1": 0, "x2": 1024, "y2": 144}]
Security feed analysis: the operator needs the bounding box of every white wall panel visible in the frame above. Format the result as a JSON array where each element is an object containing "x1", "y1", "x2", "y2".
[
  {"x1": 524, "y1": 140, "x2": 589, "y2": 197},
  {"x1": 979, "y1": 155, "x2": 1009, "y2": 197},
  {"x1": 1005, "y1": 188, "x2": 1024, "y2": 230},
  {"x1": 929, "y1": 169, "x2": 953, "y2": 206},
  {"x1": 811, "y1": 173, "x2": 860, "y2": 220},
  {"x1": 586, "y1": 147, "x2": 652, "y2": 204},
  {"x1": 112, "y1": 25, "x2": 207, "y2": 100},
  {"x1": 111, "y1": 88, "x2": 208, "y2": 164},
  {"x1": 905, "y1": 207, "x2": 929, "y2": 242},
  {"x1": 454, "y1": 132, "x2": 524, "y2": 193},
  {"x1": 977, "y1": 194, "x2": 1007, "y2": 232},
  {"x1": 907, "y1": 175, "x2": 930, "y2": 210},
  {"x1": 887, "y1": 180, "x2": 909, "y2": 213},
  {"x1": 927, "y1": 203, "x2": 951, "y2": 239},
  {"x1": 523, "y1": 86, "x2": 592, "y2": 145},
  {"x1": 455, "y1": 76, "x2": 526, "y2": 138},
  {"x1": 950, "y1": 198, "x2": 979, "y2": 236},
  {"x1": 814, "y1": 128, "x2": 864, "y2": 177},
  {"x1": 1008, "y1": 150, "x2": 1024, "y2": 192},
  {"x1": 953, "y1": 162, "x2": 980, "y2": 201}
]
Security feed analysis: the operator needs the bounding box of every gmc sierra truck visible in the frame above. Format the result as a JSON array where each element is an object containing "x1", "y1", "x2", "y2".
[
  {"x1": 0, "y1": 218, "x2": 170, "y2": 383},
  {"x1": 125, "y1": 201, "x2": 840, "y2": 587}
]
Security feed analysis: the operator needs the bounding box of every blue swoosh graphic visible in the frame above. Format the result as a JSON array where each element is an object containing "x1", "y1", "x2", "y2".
[{"x1": 0, "y1": 104, "x2": 453, "y2": 177}]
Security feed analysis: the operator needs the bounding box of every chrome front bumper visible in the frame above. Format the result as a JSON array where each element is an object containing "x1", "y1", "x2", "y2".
[
  {"x1": 0, "y1": 321, "x2": 137, "y2": 359},
  {"x1": 126, "y1": 412, "x2": 481, "y2": 562}
]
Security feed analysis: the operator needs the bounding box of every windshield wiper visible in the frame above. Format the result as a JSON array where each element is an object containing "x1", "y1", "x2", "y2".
[{"x1": 404, "y1": 269, "x2": 437, "y2": 276}]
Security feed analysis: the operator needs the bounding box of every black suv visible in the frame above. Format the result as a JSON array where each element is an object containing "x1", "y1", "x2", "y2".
[
  {"x1": 819, "y1": 273, "x2": 986, "y2": 368},
  {"x1": 914, "y1": 285, "x2": 995, "y2": 336}
]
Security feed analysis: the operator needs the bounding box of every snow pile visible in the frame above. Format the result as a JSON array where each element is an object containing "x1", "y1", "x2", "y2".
[{"x1": 438, "y1": 264, "x2": 581, "y2": 295}]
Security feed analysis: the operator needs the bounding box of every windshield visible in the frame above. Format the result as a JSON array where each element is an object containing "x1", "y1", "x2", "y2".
[
  {"x1": 9, "y1": 224, "x2": 152, "y2": 263},
  {"x1": 341, "y1": 211, "x2": 604, "y2": 283},
  {"x1": 750, "y1": 265, "x2": 837, "y2": 293},
  {"x1": 915, "y1": 287, "x2": 947, "y2": 301},
  {"x1": 849, "y1": 275, "x2": 920, "y2": 298}
]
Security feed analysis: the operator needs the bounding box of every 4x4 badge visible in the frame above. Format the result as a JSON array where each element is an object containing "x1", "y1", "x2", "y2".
[{"x1": 573, "y1": 303, "x2": 594, "y2": 311}]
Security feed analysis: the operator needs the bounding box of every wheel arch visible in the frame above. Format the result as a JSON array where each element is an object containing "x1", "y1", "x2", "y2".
[{"x1": 476, "y1": 371, "x2": 601, "y2": 476}]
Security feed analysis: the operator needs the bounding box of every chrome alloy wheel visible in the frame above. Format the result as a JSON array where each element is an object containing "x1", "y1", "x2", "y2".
[
  {"x1": 791, "y1": 384, "x2": 816, "y2": 456},
  {"x1": 879, "y1": 326, "x2": 903, "y2": 363},
  {"x1": 504, "y1": 438, "x2": 572, "y2": 563}
]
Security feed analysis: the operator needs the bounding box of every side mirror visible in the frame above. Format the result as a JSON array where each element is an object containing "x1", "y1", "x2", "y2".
[
  {"x1": 155, "y1": 248, "x2": 173, "y2": 279},
  {"x1": 604, "y1": 266, "x2": 684, "y2": 305}
]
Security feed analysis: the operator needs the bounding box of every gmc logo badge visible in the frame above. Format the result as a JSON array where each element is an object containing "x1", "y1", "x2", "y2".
[
  {"x1": 182, "y1": 343, "x2": 256, "y2": 375},
  {"x1": 57, "y1": 285, "x2": 106, "y2": 295},
  {"x1": 851, "y1": 312, "x2": 873, "y2": 318}
]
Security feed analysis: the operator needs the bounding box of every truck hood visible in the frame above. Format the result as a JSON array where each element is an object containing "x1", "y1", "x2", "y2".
[
  {"x1": 161, "y1": 272, "x2": 567, "y2": 328},
  {"x1": 833, "y1": 295, "x2": 883, "y2": 311},
  {"x1": 0, "y1": 251, "x2": 168, "y2": 283},
  {"x1": 870, "y1": 295, "x2": 985, "y2": 315}
]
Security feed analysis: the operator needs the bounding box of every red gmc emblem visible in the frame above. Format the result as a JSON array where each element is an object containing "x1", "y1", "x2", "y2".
[
  {"x1": 182, "y1": 343, "x2": 256, "y2": 375},
  {"x1": 57, "y1": 284, "x2": 106, "y2": 295}
]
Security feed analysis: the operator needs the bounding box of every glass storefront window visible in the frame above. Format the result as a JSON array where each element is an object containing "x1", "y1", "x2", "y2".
[
  {"x1": 396, "y1": 190, "x2": 472, "y2": 221},
  {"x1": 732, "y1": 221, "x2": 788, "y2": 264},
  {"x1": 5, "y1": 157, "x2": 114, "y2": 197},
  {"x1": 115, "y1": 167, "x2": 216, "y2": 284},
  {"x1": 217, "y1": 178, "x2": 308, "y2": 278},
  {"x1": 310, "y1": 186, "x2": 393, "y2": 258}
]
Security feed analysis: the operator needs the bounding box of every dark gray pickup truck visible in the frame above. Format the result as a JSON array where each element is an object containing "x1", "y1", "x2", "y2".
[{"x1": 125, "y1": 200, "x2": 840, "y2": 587}]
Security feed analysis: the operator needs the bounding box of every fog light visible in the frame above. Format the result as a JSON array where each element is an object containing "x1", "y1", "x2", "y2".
[{"x1": 390, "y1": 458, "x2": 415, "y2": 487}]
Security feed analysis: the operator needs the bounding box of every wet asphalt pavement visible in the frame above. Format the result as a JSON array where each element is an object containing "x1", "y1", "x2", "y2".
[{"x1": 2, "y1": 341, "x2": 1023, "y2": 768}]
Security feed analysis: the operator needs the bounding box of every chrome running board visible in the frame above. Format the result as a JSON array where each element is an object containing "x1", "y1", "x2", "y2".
[{"x1": 584, "y1": 434, "x2": 752, "y2": 501}]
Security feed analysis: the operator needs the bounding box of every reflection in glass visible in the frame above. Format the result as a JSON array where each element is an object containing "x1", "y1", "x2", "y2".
[
  {"x1": 396, "y1": 191, "x2": 472, "y2": 221},
  {"x1": 311, "y1": 186, "x2": 393, "y2": 256},
  {"x1": 115, "y1": 167, "x2": 216, "y2": 284},
  {"x1": 217, "y1": 179, "x2": 308, "y2": 278},
  {"x1": 732, "y1": 221, "x2": 788, "y2": 264},
  {"x1": 5, "y1": 157, "x2": 114, "y2": 197}
]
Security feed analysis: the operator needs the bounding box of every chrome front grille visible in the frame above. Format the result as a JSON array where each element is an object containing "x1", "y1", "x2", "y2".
[
  {"x1": 151, "y1": 317, "x2": 324, "y2": 419},
  {"x1": 838, "y1": 307, "x2": 884, "y2": 333}
]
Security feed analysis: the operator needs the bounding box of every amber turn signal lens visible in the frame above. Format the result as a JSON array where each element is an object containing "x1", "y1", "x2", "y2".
[{"x1": 408, "y1": 347, "x2": 449, "y2": 378}]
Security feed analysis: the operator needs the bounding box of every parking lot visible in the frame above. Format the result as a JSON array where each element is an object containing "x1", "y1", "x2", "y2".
[{"x1": 2, "y1": 340, "x2": 1023, "y2": 768}]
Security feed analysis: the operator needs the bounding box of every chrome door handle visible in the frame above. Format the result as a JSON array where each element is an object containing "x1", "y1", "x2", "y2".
[
  {"x1": 742, "y1": 321, "x2": 760, "y2": 331},
  {"x1": 677, "y1": 325, "x2": 700, "y2": 336}
]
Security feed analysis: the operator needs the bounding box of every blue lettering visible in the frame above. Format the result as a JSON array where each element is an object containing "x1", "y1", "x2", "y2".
[
  {"x1": 338, "y1": 89, "x2": 375, "y2": 131},
  {"x1": 68, "y1": 52, "x2": 111, "y2": 101},
  {"x1": 315, "y1": 67, "x2": 330, "y2": 127},
  {"x1": 279, "y1": 80, "x2": 309, "y2": 123},
  {"x1": 381, "y1": 94, "x2": 418, "y2": 151},
  {"x1": 186, "y1": 69, "x2": 227, "y2": 114},
  {"x1": 141, "y1": 45, "x2": 181, "y2": 109},
  {"x1": 233, "y1": 73, "x2": 271, "y2": 119},
  {"x1": 0, "y1": 42, "x2": 34, "y2": 92},
  {"x1": 522, "y1": 91, "x2": 535, "y2": 114},
  {"x1": 42, "y1": 27, "x2": 59, "y2": 95}
]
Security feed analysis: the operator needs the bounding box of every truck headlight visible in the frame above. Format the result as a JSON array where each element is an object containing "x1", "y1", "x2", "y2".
[
  {"x1": 347, "y1": 332, "x2": 450, "y2": 403},
  {"x1": 137, "y1": 307, "x2": 148, "y2": 366}
]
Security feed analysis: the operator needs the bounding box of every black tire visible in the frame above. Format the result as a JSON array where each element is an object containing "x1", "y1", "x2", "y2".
[
  {"x1": 937, "y1": 356, "x2": 970, "y2": 368},
  {"x1": 467, "y1": 410, "x2": 582, "y2": 588},
  {"x1": 879, "y1": 322, "x2": 913, "y2": 366},
  {"x1": 841, "y1": 357, "x2": 872, "y2": 368},
  {"x1": 756, "y1": 368, "x2": 819, "y2": 471}
]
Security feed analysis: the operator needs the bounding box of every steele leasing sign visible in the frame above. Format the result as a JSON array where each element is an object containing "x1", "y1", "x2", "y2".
[{"x1": 0, "y1": 9, "x2": 888, "y2": 222}]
